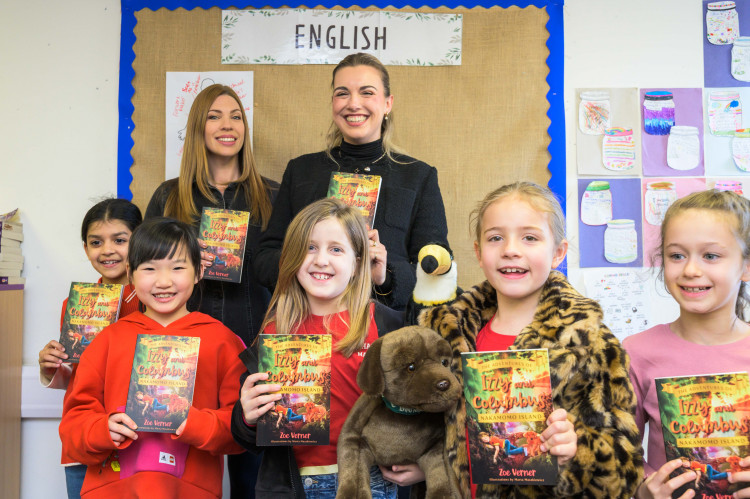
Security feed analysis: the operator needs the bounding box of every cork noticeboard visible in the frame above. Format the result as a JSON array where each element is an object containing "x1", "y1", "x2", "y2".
[{"x1": 119, "y1": 1, "x2": 565, "y2": 289}]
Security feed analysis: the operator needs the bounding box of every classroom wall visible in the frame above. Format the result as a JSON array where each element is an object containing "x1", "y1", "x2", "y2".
[
  {"x1": 0, "y1": 0, "x2": 700, "y2": 497},
  {"x1": 2, "y1": 1, "x2": 121, "y2": 497}
]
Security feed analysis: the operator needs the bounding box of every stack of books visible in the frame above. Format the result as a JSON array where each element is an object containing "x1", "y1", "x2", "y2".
[{"x1": 0, "y1": 209, "x2": 24, "y2": 285}]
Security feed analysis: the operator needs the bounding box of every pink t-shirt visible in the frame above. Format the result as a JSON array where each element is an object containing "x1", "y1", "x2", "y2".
[{"x1": 622, "y1": 323, "x2": 750, "y2": 476}]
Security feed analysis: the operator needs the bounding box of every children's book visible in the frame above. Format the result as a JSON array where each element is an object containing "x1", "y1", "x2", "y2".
[
  {"x1": 0, "y1": 236, "x2": 21, "y2": 248},
  {"x1": 0, "y1": 260, "x2": 22, "y2": 270},
  {"x1": 199, "y1": 207, "x2": 250, "y2": 283},
  {"x1": 58, "y1": 282, "x2": 124, "y2": 363},
  {"x1": 656, "y1": 372, "x2": 750, "y2": 498},
  {"x1": 0, "y1": 251, "x2": 23, "y2": 262},
  {"x1": 327, "y1": 172, "x2": 382, "y2": 228},
  {"x1": 0, "y1": 276, "x2": 25, "y2": 285},
  {"x1": 461, "y1": 349, "x2": 557, "y2": 485},
  {"x1": 256, "y1": 334, "x2": 332, "y2": 445},
  {"x1": 0, "y1": 221, "x2": 23, "y2": 242},
  {"x1": 125, "y1": 334, "x2": 200, "y2": 433}
]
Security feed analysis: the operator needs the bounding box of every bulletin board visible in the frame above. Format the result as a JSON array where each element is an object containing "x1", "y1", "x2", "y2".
[{"x1": 118, "y1": 0, "x2": 564, "y2": 288}]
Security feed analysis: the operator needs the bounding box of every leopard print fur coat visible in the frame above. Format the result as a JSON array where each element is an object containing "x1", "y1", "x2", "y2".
[{"x1": 418, "y1": 271, "x2": 643, "y2": 498}]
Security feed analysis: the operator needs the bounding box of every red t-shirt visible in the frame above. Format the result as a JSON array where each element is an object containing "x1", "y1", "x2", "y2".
[
  {"x1": 475, "y1": 315, "x2": 517, "y2": 352},
  {"x1": 263, "y1": 304, "x2": 379, "y2": 471}
]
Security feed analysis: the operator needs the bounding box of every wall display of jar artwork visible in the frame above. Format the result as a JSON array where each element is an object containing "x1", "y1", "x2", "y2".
[
  {"x1": 640, "y1": 177, "x2": 707, "y2": 267},
  {"x1": 578, "y1": 178, "x2": 643, "y2": 268},
  {"x1": 577, "y1": 88, "x2": 642, "y2": 177},
  {"x1": 704, "y1": 0, "x2": 750, "y2": 87},
  {"x1": 703, "y1": 87, "x2": 750, "y2": 175},
  {"x1": 641, "y1": 88, "x2": 705, "y2": 177}
]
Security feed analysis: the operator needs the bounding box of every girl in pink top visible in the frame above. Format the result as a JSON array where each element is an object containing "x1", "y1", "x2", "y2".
[{"x1": 624, "y1": 189, "x2": 750, "y2": 499}]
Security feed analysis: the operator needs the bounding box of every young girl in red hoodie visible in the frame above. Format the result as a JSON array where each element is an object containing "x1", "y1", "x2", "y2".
[
  {"x1": 59, "y1": 217, "x2": 246, "y2": 498},
  {"x1": 38, "y1": 198, "x2": 142, "y2": 499}
]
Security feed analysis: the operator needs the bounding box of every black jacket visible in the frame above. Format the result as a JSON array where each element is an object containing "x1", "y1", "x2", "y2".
[
  {"x1": 230, "y1": 302, "x2": 404, "y2": 498},
  {"x1": 145, "y1": 177, "x2": 279, "y2": 346},
  {"x1": 253, "y1": 141, "x2": 450, "y2": 311}
]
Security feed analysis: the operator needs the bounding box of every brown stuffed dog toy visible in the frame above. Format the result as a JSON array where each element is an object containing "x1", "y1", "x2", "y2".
[{"x1": 336, "y1": 326, "x2": 462, "y2": 499}]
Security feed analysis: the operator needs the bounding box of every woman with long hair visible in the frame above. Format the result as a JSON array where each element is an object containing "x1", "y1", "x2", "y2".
[{"x1": 145, "y1": 83, "x2": 277, "y2": 498}]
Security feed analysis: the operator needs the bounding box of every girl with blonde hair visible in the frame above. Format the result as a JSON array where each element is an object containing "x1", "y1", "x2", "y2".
[{"x1": 232, "y1": 198, "x2": 403, "y2": 498}]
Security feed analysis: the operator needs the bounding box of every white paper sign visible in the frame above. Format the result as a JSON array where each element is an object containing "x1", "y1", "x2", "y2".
[
  {"x1": 165, "y1": 72, "x2": 253, "y2": 181},
  {"x1": 583, "y1": 269, "x2": 651, "y2": 343},
  {"x1": 221, "y1": 9, "x2": 462, "y2": 66}
]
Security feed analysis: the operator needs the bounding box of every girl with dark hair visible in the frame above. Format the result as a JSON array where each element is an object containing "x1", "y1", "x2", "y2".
[{"x1": 38, "y1": 198, "x2": 143, "y2": 499}]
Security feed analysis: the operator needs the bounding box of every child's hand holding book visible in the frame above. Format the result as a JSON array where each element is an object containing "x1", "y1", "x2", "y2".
[
  {"x1": 540, "y1": 408, "x2": 577, "y2": 465},
  {"x1": 239, "y1": 372, "x2": 282, "y2": 426},
  {"x1": 38, "y1": 340, "x2": 69, "y2": 381},
  {"x1": 108, "y1": 413, "x2": 138, "y2": 447}
]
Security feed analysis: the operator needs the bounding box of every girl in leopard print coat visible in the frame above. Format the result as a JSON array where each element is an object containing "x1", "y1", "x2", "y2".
[{"x1": 418, "y1": 183, "x2": 643, "y2": 498}]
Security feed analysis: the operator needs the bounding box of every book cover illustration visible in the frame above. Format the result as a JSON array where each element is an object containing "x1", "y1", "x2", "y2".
[
  {"x1": 327, "y1": 172, "x2": 382, "y2": 228},
  {"x1": 58, "y1": 282, "x2": 124, "y2": 363},
  {"x1": 461, "y1": 349, "x2": 557, "y2": 485},
  {"x1": 256, "y1": 334, "x2": 332, "y2": 446},
  {"x1": 125, "y1": 334, "x2": 200, "y2": 433},
  {"x1": 199, "y1": 207, "x2": 250, "y2": 283},
  {"x1": 656, "y1": 372, "x2": 750, "y2": 498}
]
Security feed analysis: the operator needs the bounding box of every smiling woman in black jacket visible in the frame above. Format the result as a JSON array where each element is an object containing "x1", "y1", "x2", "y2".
[
  {"x1": 145, "y1": 83, "x2": 276, "y2": 499},
  {"x1": 253, "y1": 53, "x2": 450, "y2": 311}
]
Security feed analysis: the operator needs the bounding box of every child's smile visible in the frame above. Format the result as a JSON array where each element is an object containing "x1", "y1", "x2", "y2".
[
  {"x1": 296, "y1": 217, "x2": 357, "y2": 316},
  {"x1": 131, "y1": 245, "x2": 200, "y2": 326},
  {"x1": 475, "y1": 197, "x2": 566, "y2": 309},
  {"x1": 664, "y1": 208, "x2": 750, "y2": 320}
]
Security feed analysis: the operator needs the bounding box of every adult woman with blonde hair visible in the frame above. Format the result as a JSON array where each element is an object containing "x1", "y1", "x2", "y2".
[
  {"x1": 254, "y1": 53, "x2": 450, "y2": 311},
  {"x1": 145, "y1": 83, "x2": 277, "y2": 498}
]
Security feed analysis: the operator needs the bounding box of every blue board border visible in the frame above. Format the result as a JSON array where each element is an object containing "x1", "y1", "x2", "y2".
[{"x1": 117, "y1": 0, "x2": 565, "y2": 216}]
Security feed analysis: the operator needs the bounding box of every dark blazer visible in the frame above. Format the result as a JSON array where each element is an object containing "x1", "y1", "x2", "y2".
[
  {"x1": 254, "y1": 149, "x2": 450, "y2": 311},
  {"x1": 145, "y1": 177, "x2": 279, "y2": 346}
]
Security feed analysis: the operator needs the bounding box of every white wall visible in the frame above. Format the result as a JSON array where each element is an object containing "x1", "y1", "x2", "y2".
[
  {"x1": 564, "y1": 0, "x2": 700, "y2": 323},
  {"x1": 2, "y1": 1, "x2": 120, "y2": 497},
  {"x1": 1, "y1": 0, "x2": 700, "y2": 497}
]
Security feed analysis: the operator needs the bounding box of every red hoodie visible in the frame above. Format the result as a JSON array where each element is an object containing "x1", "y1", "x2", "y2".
[{"x1": 59, "y1": 311, "x2": 245, "y2": 498}]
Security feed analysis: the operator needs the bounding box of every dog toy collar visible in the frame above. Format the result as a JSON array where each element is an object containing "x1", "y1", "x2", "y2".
[{"x1": 382, "y1": 397, "x2": 423, "y2": 415}]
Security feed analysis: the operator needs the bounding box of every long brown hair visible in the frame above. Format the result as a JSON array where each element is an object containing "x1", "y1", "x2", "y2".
[
  {"x1": 325, "y1": 53, "x2": 404, "y2": 162},
  {"x1": 260, "y1": 198, "x2": 373, "y2": 357},
  {"x1": 164, "y1": 84, "x2": 272, "y2": 228}
]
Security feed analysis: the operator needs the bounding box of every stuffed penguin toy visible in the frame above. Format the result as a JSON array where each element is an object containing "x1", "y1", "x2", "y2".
[{"x1": 405, "y1": 244, "x2": 459, "y2": 324}]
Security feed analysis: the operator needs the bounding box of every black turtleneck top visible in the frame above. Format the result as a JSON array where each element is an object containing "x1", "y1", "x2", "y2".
[{"x1": 254, "y1": 140, "x2": 449, "y2": 310}]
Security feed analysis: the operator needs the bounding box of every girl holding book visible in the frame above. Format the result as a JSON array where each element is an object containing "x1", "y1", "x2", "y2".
[
  {"x1": 253, "y1": 52, "x2": 450, "y2": 311},
  {"x1": 624, "y1": 189, "x2": 750, "y2": 499},
  {"x1": 38, "y1": 198, "x2": 142, "y2": 499},
  {"x1": 417, "y1": 181, "x2": 643, "y2": 498},
  {"x1": 145, "y1": 84, "x2": 277, "y2": 496},
  {"x1": 59, "y1": 217, "x2": 246, "y2": 498},
  {"x1": 231, "y1": 198, "x2": 404, "y2": 498}
]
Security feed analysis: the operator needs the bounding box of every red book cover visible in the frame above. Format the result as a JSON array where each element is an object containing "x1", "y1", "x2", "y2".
[
  {"x1": 327, "y1": 172, "x2": 382, "y2": 228},
  {"x1": 125, "y1": 334, "x2": 201, "y2": 433},
  {"x1": 461, "y1": 349, "x2": 557, "y2": 485},
  {"x1": 199, "y1": 207, "x2": 250, "y2": 283},
  {"x1": 256, "y1": 333, "x2": 332, "y2": 445},
  {"x1": 58, "y1": 282, "x2": 124, "y2": 363},
  {"x1": 656, "y1": 372, "x2": 750, "y2": 498}
]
